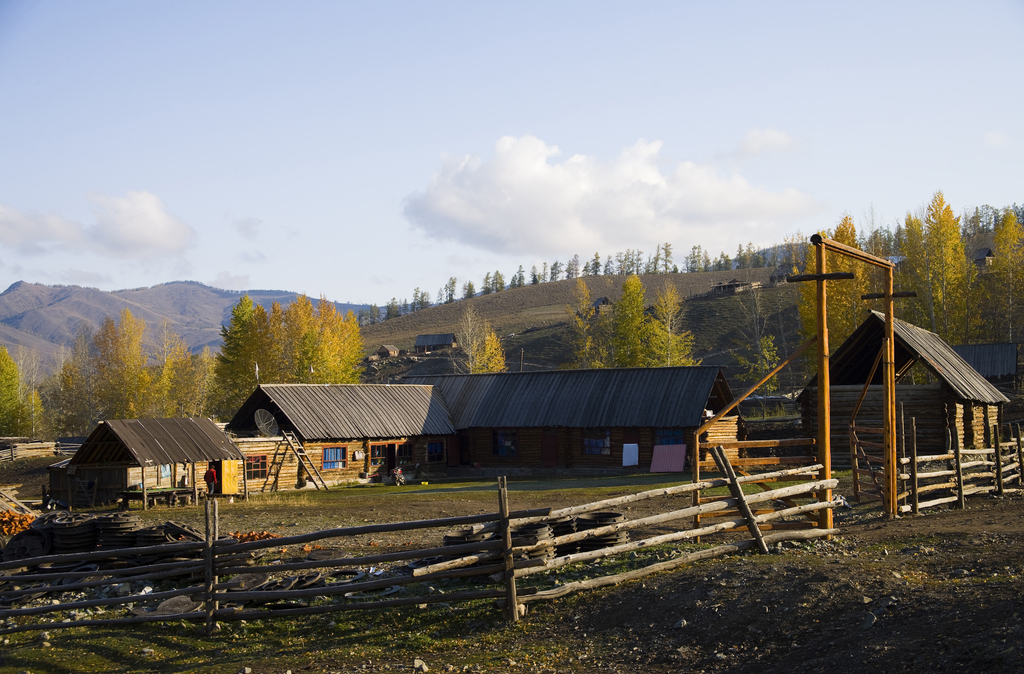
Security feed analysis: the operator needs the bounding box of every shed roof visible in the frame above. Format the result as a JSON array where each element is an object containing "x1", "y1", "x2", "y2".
[
  {"x1": 379, "y1": 344, "x2": 399, "y2": 351},
  {"x1": 227, "y1": 384, "x2": 456, "y2": 442},
  {"x1": 405, "y1": 366, "x2": 733, "y2": 429},
  {"x1": 70, "y1": 418, "x2": 244, "y2": 467},
  {"x1": 952, "y1": 343, "x2": 1018, "y2": 379},
  {"x1": 414, "y1": 333, "x2": 456, "y2": 348},
  {"x1": 808, "y1": 312, "x2": 1008, "y2": 404}
]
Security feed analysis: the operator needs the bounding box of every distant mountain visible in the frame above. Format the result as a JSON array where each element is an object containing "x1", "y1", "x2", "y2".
[{"x1": 0, "y1": 280, "x2": 369, "y2": 363}]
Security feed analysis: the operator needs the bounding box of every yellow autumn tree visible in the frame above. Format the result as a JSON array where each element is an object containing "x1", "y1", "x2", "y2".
[
  {"x1": 924, "y1": 191, "x2": 972, "y2": 342},
  {"x1": 476, "y1": 329, "x2": 507, "y2": 373},
  {"x1": 93, "y1": 309, "x2": 151, "y2": 419},
  {"x1": 564, "y1": 278, "x2": 608, "y2": 369},
  {"x1": 651, "y1": 285, "x2": 697, "y2": 367},
  {"x1": 990, "y1": 209, "x2": 1024, "y2": 341}
]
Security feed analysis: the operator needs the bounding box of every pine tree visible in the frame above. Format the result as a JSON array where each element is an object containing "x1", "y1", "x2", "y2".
[
  {"x1": 651, "y1": 286, "x2": 697, "y2": 366},
  {"x1": 565, "y1": 278, "x2": 606, "y2": 369},
  {"x1": 462, "y1": 281, "x2": 476, "y2": 299}
]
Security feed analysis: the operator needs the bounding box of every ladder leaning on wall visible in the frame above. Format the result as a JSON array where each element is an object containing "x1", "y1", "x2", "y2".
[{"x1": 281, "y1": 431, "x2": 329, "y2": 490}]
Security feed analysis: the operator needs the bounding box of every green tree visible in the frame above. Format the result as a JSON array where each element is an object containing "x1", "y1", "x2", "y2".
[
  {"x1": 612, "y1": 275, "x2": 655, "y2": 367},
  {"x1": 735, "y1": 335, "x2": 780, "y2": 419}
]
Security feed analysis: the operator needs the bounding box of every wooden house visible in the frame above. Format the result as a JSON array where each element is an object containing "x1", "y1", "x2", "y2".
[
  {"x1": 406, "y1": 366, "x2": 743, "y2": 473},
  {"x1": 377, "y1": 345, "x2": 399, "y2": 358},
  {"x1": 801, "y1": 312, "x2": 1009, "y2": 459},
  {"x1": 49, "y1": 418, "x2": 245, "y2": 506},
  {"x1": 414, "y1": 333, "x2": 457, "y2": 354},
  {"x1": 225, "y1": 383, "x2": 456, "y2": 489}
]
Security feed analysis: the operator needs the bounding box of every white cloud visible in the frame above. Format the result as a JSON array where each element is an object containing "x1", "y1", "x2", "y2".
[
  {"x1": 735, "y1": 128, "x2": 796, "y2": 157},
  {"x1": 404, "y1": 135, "x2": 819, "y2": 256},
  {"x1": 88, "y1": 191, "x2": 196, "y2": 257},
  {"x1": 0, "y1": 191, "x2": 196, "y2": 258},
  {"x1": 983, "y1": 131, "x2": 1007, "y2": 148},
  {"x1": 212, "y1": 271, "x2": 249, "y2": 290},
  {"x1": 59, "y1": 268, "x2": 114, "y2": 285}
]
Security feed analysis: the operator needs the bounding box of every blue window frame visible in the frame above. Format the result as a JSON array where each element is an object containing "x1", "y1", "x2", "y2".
[
  {"x1": 656, "y1": 429, "x2": 686, "y2": 446},
  {"x1": 582, "y1": 429, "x2": 610, "y2": 455},
  {"x1": 323, "y1": 446, "x2": 347, "y2": 470},
  {"x1": 493, "y1": 430, "x2": 517, "y2": 456}
]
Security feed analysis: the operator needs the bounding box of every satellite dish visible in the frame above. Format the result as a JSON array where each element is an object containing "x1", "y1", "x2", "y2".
[{"x1": 254, "y1": 409, "x2": 280, "y2": 437}]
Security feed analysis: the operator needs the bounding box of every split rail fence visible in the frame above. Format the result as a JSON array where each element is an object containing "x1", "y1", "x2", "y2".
[
  {"x1": 0, "y1": 453, "x2": 839, "y2": 637},
  {"x1": 852, "y1": 409, "x2": 1023, "y2": 513}
]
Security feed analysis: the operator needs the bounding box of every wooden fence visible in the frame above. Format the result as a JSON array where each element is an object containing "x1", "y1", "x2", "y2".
[
  {"x1": 1, "y1": 455, "x2": 839, "y2": 637},
  {"x1": 898, "y1": 422, "x2": 1023, "y2": 514}
]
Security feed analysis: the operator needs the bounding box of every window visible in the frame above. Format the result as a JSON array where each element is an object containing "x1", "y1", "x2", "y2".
[
  {"x1": 582, "y1": 429, "x2": 611, "y2": 455},
  {"x1": 245, "y1": 455, "x2": 268, "y2": 480},
  {"x1": 656, "y1": 429, "x2": 686, "y2": 446},
  {"x1": 492, "y1": 430, "x2": 517, "y2": 456},
  {"x1": 322, "y1": 446, "x2": 347, "y2": 470},
  {"x1": 427, "y1": 441, "x2": 445, "y2": 463},
  {"x1": 397, "y1": 443, "x2": 412, "y2": 464},
  {"x1": 370, "y1": 444, "x2": 385, "y2": 466}
]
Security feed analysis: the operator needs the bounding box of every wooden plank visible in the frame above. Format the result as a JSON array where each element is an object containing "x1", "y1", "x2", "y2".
[
  {"x1": 710, "y1": 446, "x2": 768, "y2": 554},
  {"x1": 699, "y1": 438, "x2": 815, "y2": 450}
]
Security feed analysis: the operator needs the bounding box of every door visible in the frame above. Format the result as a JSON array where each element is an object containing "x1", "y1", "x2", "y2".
[
  {"x1": 386, "y1": 444, "x2": 398, "y2": 472},
  {"x1": 447, "y1": 436, "x2": 460, "y2": 468},
  {"x1": 542, "y1": 430, "x2": 559, "y2": 468},
  {"x1": 220, "y1": 460, "x2": 239, "y2": 494},
  {"x1": 459, "y1": 434, "x2": 471, "y2": 465}
]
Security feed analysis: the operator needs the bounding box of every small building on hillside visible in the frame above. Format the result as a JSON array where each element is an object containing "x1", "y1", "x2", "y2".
[
  {"x1": 414, "y1": 333, "x2": 457, "y2": 354},
  {"x1": 800, "y1": 312, "x2": 1009, "y2": 459},
  {"x1": 226, "y1": 384, "x2": 456, "y2": 489},
  {"x1": 49, "y1": 418, "x2": 245, "y2": 506},
  {"x1": 406, "y1": 366, "x2": 743, "y2": 473},
  {"x1": 972, "y1": 247, "x2": 995, "y2": 270},
  {"x1": 952, "y1": 343, "x2": 1019, "y2": 386},
  {"x1": 377, "y1": 344, "x2": 399, "y2": 358}
]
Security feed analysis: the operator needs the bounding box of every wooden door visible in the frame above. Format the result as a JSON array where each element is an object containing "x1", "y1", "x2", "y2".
[{"x1": 542, "y1": 430, "x2": 559, "y2": 468}]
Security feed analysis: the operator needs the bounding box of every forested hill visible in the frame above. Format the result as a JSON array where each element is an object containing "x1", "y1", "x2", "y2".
[
  {"x1": 362, "y1": 267, "x2": 785, "y2": 372},
  {"x1": 0, "y1": 280, "x2": 369, "y2": 361}
]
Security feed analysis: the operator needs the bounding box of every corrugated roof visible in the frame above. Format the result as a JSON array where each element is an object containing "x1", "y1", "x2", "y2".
[
  {"x1": 414, "y1": 333, "x2": 456, "y2": 348},
  {"x1": 405, "y1": 366, "x2": 733, "y2": 429},
  {"x1": 808, "y1": 312, "x2": 1008, "y2": 404},
  {"x1": 952, "y1": 343, "x2": 1018, "y2": 379},
  {"x1": 227, "y1": 384, "x2": 456, "y2": 441},
  {"x1": 71, "y1": 418, "x2": 244, "y2": 467}
]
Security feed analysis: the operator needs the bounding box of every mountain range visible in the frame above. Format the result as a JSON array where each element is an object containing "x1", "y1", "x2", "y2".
[{"x1": 0, "y1": 280, "x2": 369, "y2": 364}]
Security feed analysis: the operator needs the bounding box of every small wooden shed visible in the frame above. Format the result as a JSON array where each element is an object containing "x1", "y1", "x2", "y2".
[
  {"x1": 377, "y1": 344, "x2": 399, "y2": 358},
  {"x1": 414, "y1": 333, "x2": 457, "y2": 354},
  {"x1": 801, "y1": 312, "x2": 1009, "y2": 459},
  {"x1": 49, "y1": 418, "x2": 245, "y2": 507}
]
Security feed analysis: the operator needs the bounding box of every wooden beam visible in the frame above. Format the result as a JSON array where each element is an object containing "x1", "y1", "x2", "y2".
[
  {"x1": 815, "y1": 239, "x2": 832, "y2": 530},
  {"x1": 861, "y1": 291, "x2": 917, "y2": 300},
  {"x1": 787, "y1": 272, "x2": 856, "y2": 282}
]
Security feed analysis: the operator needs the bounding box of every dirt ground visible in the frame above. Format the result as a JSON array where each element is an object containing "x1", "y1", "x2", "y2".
[{"x1": 2, "y1": 458, "x2": 1023, "y2": 673}]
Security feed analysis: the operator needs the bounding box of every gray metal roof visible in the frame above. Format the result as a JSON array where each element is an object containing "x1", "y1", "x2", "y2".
[
  {"x1": 227, "y1": 384, "x2": 456, "y2": 441},
  {"x1": 414, "y1": 333, "x2": 456, "y2": 348},
  {"x1": 952, "y1": 343, "x2": 1018, "y2": 379},
  {"x1": 810, "y1": 312, "x2": 1009, "y2": 404},
  {"x1": 405, "y1": 366, "x2": 733, "y2": 429},
  {"x1": 71, "y1": 418, "x2": 244, "y2": 467}
]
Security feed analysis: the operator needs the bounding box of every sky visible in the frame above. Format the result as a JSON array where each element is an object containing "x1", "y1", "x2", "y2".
[{"x1": 0, "y1": 1, "x2": 1021, "y2": 306}]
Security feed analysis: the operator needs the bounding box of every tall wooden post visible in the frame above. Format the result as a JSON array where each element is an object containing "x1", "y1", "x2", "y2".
[
  {"x1": 815, "y1": 242, "x2": 833, "y2": 530},
  {"x1": 883, "y1": 267, "x2": 897, "y2": 517},
  {"x1": 497, "y1": 476, "x2": 518, "y2": 623}
]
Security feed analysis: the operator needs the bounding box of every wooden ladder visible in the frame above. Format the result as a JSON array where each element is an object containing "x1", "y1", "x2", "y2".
[{"x1": 282, "y1": 431, "x2": 329, "y2": 490}]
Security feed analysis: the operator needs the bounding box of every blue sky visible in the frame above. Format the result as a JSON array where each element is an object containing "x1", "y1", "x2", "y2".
[{"x1": 0, "y1": 1, "x2": 1021, "y2": 306}]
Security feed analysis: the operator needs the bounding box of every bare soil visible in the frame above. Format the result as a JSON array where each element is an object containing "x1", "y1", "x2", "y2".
[{"x1": 2, "y1": 459, "x2": 1023, "y2": 673}]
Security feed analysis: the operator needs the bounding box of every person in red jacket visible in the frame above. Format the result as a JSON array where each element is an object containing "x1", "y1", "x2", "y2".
[{"x1": 203, "y1": 465, "x2": 218, "y2": 495}]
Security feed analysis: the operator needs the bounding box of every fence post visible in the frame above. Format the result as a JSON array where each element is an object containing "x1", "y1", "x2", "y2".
[
  {"x1": 204, "y1": 497, "x2": 215, "y2": 636},
  {"x1": 910, "y1": 417, "x2": 919, "y2": 515},
  {"x1": 994, "y1": 424, "x2": 1004, "y2": 496},
  {"x1": 497, "y1": 476, "x2": 518, "y2": 623},
  {"x1": 1017, "y1": 423, "x2": 1024, "y2": 488},
  {"x1": 953, "y1": 429, "x2": 965, "y2": 510}
]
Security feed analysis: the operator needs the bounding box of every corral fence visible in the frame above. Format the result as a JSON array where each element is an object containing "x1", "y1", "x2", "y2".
[
  {"x1": 852, "y1": 406, "x2": 1023, "y2": 512},
  {"x1": 0, "y1": 452, "x2": 839, "y2": 637}
]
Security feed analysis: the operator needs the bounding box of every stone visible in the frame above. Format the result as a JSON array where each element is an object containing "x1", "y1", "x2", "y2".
[
  {"x1": 141, "y1": 648, "x2": 154, "y2": 657},
  {"x1": 861, "y1": 613, "x2": 877, "y2": 630},
  {"x1": 673, "y1": 619, "x2": 688, "y2": 629},
  {"x1": 414, "y1": 660, "x2": 430, "y2": 672}
]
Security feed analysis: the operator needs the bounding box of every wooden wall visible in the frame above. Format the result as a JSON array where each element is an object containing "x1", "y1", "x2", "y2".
[{"x1": 800, "y1": 384, "x2": 1004, "y2": 458}]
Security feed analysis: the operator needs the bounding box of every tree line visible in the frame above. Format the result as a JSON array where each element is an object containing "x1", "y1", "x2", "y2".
[
  {"x1": 1, "y1": 294, "x2": 362, "y2": 439},
  {"x1": 356, "y1": 240, "x2": 797, "y2": 326}
]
